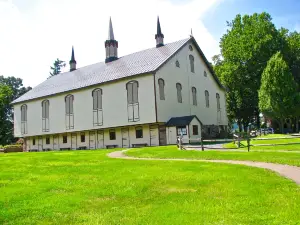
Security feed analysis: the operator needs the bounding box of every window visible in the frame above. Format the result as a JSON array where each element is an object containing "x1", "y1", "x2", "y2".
[
  {"x1": 158, "y1": 79, "x2": 165, "y2": 100},
  {"x1": 33, "y1": 138, "x2": 36, "y2": 145},
  {"x1": 42, "y1": 100, "x2": 50, "y2": 132},
  {"x1": 189, "y1": 55, "x2": 194, "y2": 73},
  {"x1": 109, "y1": 130, "x2": 116, "y2": 140},
  {"x1": 205, "y1": 90, "x2": 209, "y2": 108},
  {"x1": 176, "y1": 83, "x2": 182, "y2": 103},
  {"x1": 21, "y1": 104, "x2": 27, "y2": 134},
  {"x1": 216, "y1": 93, "x2": 220, "y2": 111},
  {"x1": 46, "y1": 137, "x2": 50, "y2": 145},
  {"x1": 92, "y1": 89, "x2": 103, "y2": 126},
  {"x1": 192, "y1": 125, "x2": 198, "y2": 135},
  {"x1": 126, "y1": 81, "x2": 139, "y2": 122},
  {"x1": 135, "y1": 127, "x2": 143, "y2": 138},
  {"x1": 192, "y1": 87, "x2": 197, "y2": 106},
  {"x1": 189, "y1": 45, "x2": 193, "y2": 51},
  {"x1": 63, "y1": 135, "x2": 67, "y2": 143},
  {"x1": 81, "y1": 133, "x2": 85, "y2": 142},
  {"x1": 204, "y1": 71, "x2": 207, "y2": 77},
  {"x1": 177, "y1": 126, "x2": 187, "y2": 136},
  {"x1": 65, "y1": 95, "x2": 74, "y2": 130},
  {"x1": 176, "y1": 60, "x2": 180, "y2": 68}
]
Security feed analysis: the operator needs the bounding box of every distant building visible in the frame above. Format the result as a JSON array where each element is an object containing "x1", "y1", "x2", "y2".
[{"x1": 12, "y1": 17, "x2": 228, "y2": 151}]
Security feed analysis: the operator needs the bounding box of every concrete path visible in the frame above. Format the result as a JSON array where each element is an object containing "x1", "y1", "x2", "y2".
[{"x1": 108, "y1": 150, "x2": 300, "y2": 185}]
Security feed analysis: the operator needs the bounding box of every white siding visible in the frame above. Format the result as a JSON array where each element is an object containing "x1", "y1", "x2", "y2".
[
  {"x1": 189, "y1": 118, "x2": 202, "y2": 143},
  {"x1": 155, "y1": 41, "x2": 228, "y2": 126},
  {"x1": 13, "y1": 75, "x2": 156, "y2": 137}
]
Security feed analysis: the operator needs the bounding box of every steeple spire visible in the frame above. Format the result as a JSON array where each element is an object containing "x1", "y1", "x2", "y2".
[
  {"x1": 105, "y1": 17, "x2": 118, "y2": 63},
  {"x1": 108, "y1": 17, "x2": 115, "y2": 40},
  {"x1": 69, "y1": 46, "x2": 76, "y2": 71},
  {"x1": 155, "y1": 16, "x2": 164, "y2": 48}
]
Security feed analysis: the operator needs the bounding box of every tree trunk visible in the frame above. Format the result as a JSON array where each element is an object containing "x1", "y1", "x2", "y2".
[
  {"x1": 280, "y1": 119, "x2": 284, "y2": 134},
  {"x1": 238, "y1": 120, "x2": 242, "y2": 132}
]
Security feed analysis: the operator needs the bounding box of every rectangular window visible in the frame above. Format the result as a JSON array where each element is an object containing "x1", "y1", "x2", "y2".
[
  {"x1": 192, "y1": 125, "x2": 198, "y2": 135},
  {"x1": 135, "y1": 127, "x2": 143, "y2": 139},
  {"x1": 177, "y1": 126, "x2": 187, "y2": 136},
  {"x1": 46, "y1": 137, "x2": 50, "y2": 145},
  {"x1": 81, "y1": 133, "x2": 85, "y2": 143},
  {"x1": 109, "y1": 130, "x2": 116, "y2": 140},
  {"x1": 33, "y1": 138, "x2": 36, "y2": 145},
  {"x1": 63, "y1": 135, "x2": 67, "y2": 143}
]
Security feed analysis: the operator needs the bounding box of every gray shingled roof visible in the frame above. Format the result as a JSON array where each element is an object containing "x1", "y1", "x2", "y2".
[
  {"x1": 13, "y1": 38, "x2": 191, "y2": 104},
  {"x1": 13, "y1": 37, "x2": 225, "y2": 104}
]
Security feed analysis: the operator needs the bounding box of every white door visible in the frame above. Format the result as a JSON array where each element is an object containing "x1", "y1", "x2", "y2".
[
  {"x1": 38, "y1": 136, "x2": 43, "y2": 151},
  {"x1": 150, "y1": 125, "x2": 158, "y2": 146},
  {"x1": 89, "y1": 132, "x2": 96, "y2": 149},
  {"x1": 26, "y1": 138, "x2": 30, "y2": 152},
  {"x1": 97, "y1": 130, "x2": 104, "y2": 149},
  {"x1": 53, "y1": 135, "x2": 59, "y2": 150},
  {"x1": 71, "y1": 133, "x2": 77, "y2": 150},
  {"x1": 121, "y1": 128, "x2": 129, "y2": 148}
]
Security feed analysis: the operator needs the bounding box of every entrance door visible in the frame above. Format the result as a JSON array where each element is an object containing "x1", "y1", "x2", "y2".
[
  {"x1": 121, "y1": 128, "x2": 129, "y2": 148},
  {"x1": 159, "y1": 126, "x2": 167, "y2": 146},
  {"x1": 38, "y1": 136, "x2": 43, "y2": 151},
  {"x1": 89, "y1": 132, "x2": 96, "y2": 149},
  {"x1": 71, "y1": 133, "x2": 77, "y2": 150},
  {"x1": 53, "y1": 135, "x2": 59, "y2": 150},
  {"x1": 97, "y1": 130, "x2": 104, "y2": 149},
  {"x1": 26, "y1": 138, "x2": 30, "y2": 152},
  {"x1": 150, "y1": 125, "x2": 158, "y2": 146}
]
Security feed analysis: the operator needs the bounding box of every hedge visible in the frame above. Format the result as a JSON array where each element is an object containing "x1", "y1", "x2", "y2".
[{"x1": 3, "y1": 144, "x2": 23, "y2": 153}]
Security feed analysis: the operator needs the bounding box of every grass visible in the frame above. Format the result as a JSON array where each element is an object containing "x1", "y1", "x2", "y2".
[
  {"x1": 126, "y1": 146, "x2": 300, "y2": 167},
  {"x1": 1, "y1": 149, "x2": 300, "y2": 224}
]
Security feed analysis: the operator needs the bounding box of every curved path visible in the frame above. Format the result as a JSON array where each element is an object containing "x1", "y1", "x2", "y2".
[{"x1": 108, "y1": 150, "x2": 300, "y2": 185}]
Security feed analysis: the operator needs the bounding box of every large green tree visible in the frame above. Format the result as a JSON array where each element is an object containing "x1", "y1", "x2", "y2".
[
  {"x1": 259, "y1": 52, "x2": 299, "y2": 133},
  {"x1": 0, "y1": 76, "x2": 32, "y2": 145},
  {"x1": 49, "y1": 58, "x2": 66, "y2": 77},
  {"x1": 214, "y1": 12, "x2": 284, "y2": 131}
]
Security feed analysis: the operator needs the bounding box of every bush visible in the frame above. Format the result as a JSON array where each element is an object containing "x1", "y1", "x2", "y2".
[{"x1": 4, "y1": 144, "x2": 23, "y2": 153}]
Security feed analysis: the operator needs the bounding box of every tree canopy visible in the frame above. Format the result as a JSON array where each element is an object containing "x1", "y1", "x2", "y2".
[
  {"x1": 259, "y1": 52, "x2": 299, "y2": 132},
  {"x1": 49, "y1": 58, "x2": 66, "y2": 77}
]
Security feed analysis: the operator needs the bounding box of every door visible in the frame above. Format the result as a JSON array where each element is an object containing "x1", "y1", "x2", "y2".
[
  {"x1": 38, "y1": 136, "x2": 43, "y2": 151},
  {"x1": 71, "y1": 133, "x2": 77, "y2": 150},
  {"x1": 121, "y1": 128, "x2": 130, "y2": 148},
  {"x1": 97, "y1": 130, "x2": 104, "y2": 149},
  {"x1": 53, "y1": 135, "x2": 59, "y2": 150},
  {"x1": 89, "y1": 132, "x2": 96, "y2": 149},
  {"x1": 150, "y1": 125, "x2": 158, "y2": 146},
  {"x1": 26, "y1": 138, "x2": 30, "y2": 152},
  {"x1": 159, "y1": 126, "x2": 167, "y2": 146}
]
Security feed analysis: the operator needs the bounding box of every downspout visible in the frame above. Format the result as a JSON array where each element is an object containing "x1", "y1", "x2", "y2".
[{"x1": 153, "y1": 72, "x2": 158, "y2": 123}]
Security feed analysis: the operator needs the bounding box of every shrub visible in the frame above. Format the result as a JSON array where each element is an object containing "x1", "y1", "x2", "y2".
[{"x1": 4, "y1": 144, "x2": 23, "y2": 153}]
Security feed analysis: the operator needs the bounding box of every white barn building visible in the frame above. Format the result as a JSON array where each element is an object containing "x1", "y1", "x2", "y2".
[{"x1": 12, "y1": 17, "x2": 228, "y2": 151}]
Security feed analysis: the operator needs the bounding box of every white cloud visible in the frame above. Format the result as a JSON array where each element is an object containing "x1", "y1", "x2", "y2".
[{"x1": 0, "y1": 0, "x2": 223, "y2": 87}]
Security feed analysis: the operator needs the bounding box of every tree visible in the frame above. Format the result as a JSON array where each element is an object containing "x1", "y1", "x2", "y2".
[
  {"x1": 259, "y1": 52, "x2": 299, "y2": 133},
  {"x1": 0, "y1": 76, "x2": 32, "y2": 145},
  {"x1": 214, "y1": 12, "x2": 284, "y2": 131},
  {"x1": 49, "y1": 58, "x2": 66, "y2": 77}
]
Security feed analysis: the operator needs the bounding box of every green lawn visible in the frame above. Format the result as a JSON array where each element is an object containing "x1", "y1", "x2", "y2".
[
  {"x1": 126, "y1": 146, "x2": 300, "y2": 167},
  {"x1": 1, "y1": 150, "x2": 300, "y2": 224}
]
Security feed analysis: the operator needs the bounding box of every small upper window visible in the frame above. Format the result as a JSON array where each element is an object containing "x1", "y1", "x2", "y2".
[
  {"x1": 63, "y1": 135, "x2": 67, "y2": 143},
  {"x1": 176, "y1": 60, "x2": 180, "y2": 68},
  {"x1": 192, "y1": 87, "x2": 197, "y2": 106},
  {"x1": 204, "y1": 71, "x2": 207, "y2": 77},
  {"x1": 189, "y1": 55, "x2": 195, "y2": 73},
  {"x1": 135, "y1": 127, "x2": 143, "y2": 139},
  {"x1": 189, "y1": 45, "x2": 193, "y2": 51},
  {"x1": 81, "y1": 133, "x2": 85, "y2": 143},
  {"x1": 109, "y1": 130, "x2": 116, "y2": 140}
]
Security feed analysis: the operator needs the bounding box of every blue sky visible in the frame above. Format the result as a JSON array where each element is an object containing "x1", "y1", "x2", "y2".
[
  {"x1": 203, "y1": 0, "x2": 300, "y2": 42},
  {"x1": 0, "y1": 0, "x2": 299, "y2": 87}
]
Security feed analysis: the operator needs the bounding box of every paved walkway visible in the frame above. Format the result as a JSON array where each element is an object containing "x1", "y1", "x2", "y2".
[{"x1": 108, "y1": 150, "x2": 300, "y2": 185}]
